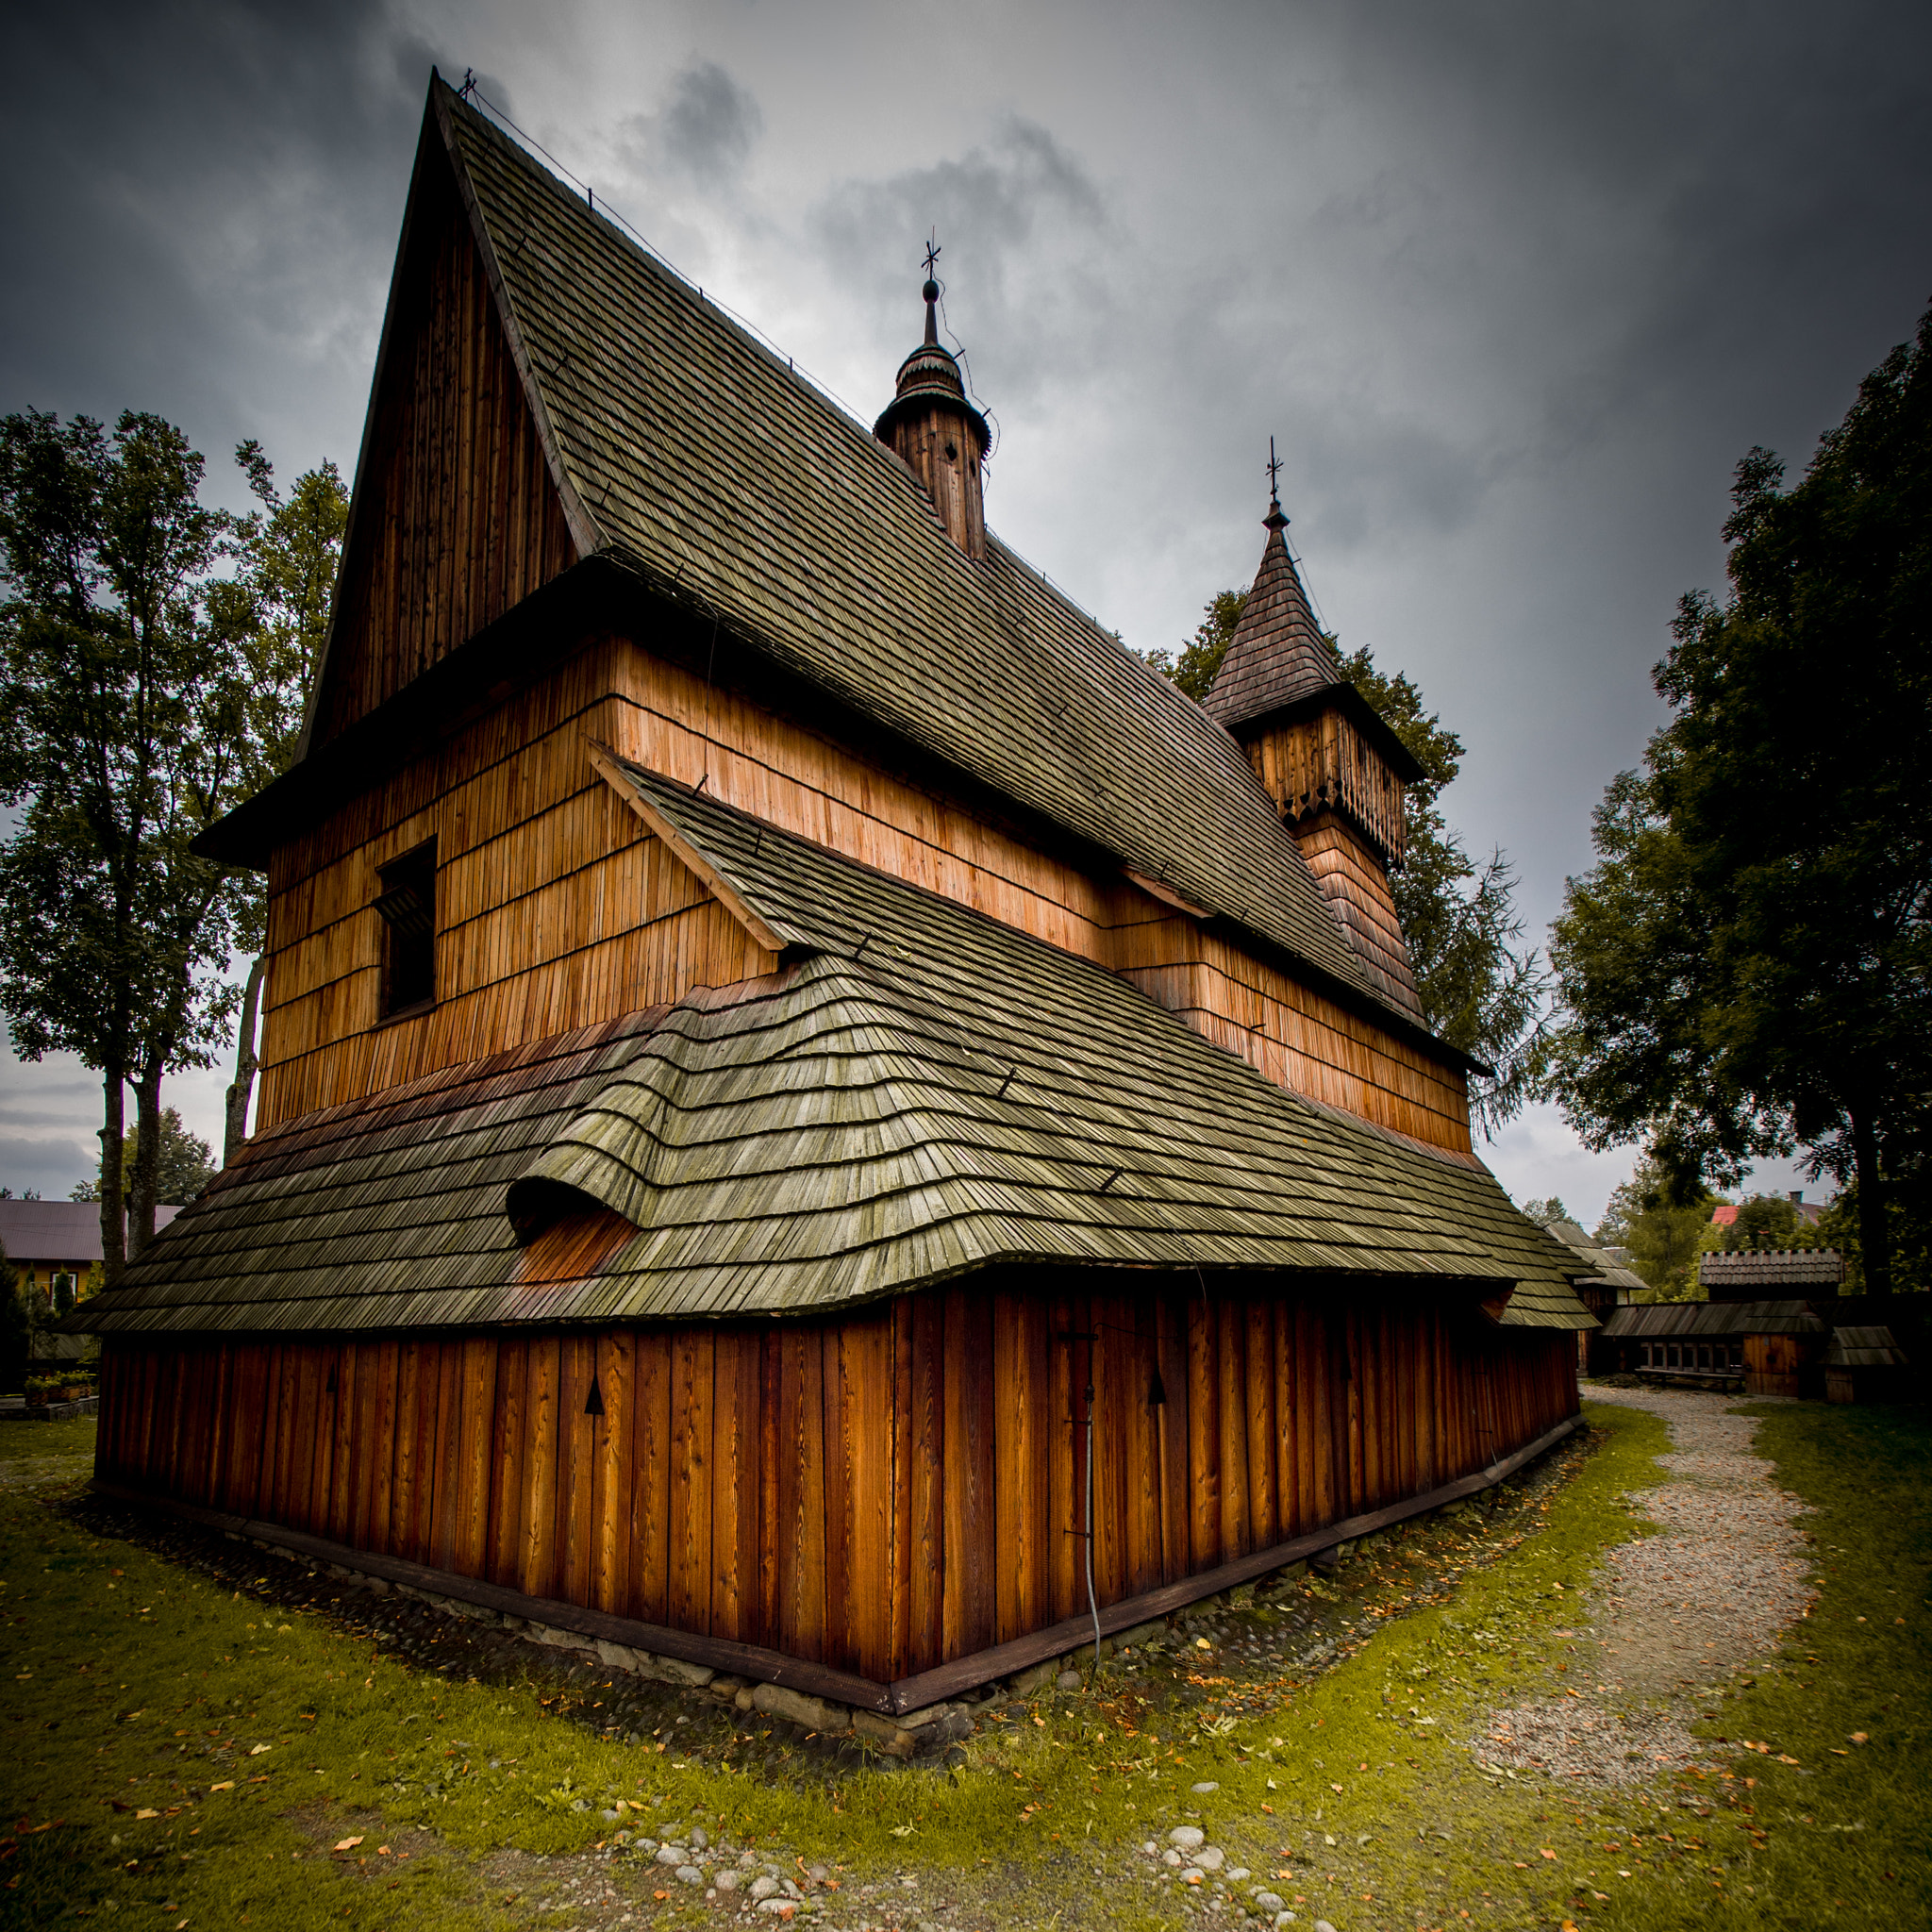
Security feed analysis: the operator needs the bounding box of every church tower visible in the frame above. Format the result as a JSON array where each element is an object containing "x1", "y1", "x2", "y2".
[
  {"x1": 1203, "y1": 473, "x2": 1426, "y2": 1017},
  {"x1": 874, "y1": 258, "x2": 989, "y2": 558}
]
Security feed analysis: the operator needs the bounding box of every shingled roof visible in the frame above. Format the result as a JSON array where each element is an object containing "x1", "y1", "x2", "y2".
[
  {"x1": 76, "y1": 768, "x2": 1591, "y2": 1337},
  {"x1": 268, "y1": 79, "x2": 1447, "y2": 1045},
  {"x1": 1200, "y1": 506, "x2": 1343, "y2": 728}
]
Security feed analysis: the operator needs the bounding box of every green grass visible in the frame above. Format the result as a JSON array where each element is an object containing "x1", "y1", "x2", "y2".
[
  {"x1": 0, "y1": 1415, "x2": 98, "y2": 1471},
  {"x1": 1571, "y1": 1399, "x2": 1931, "y2": 1932},
  {"x1": 1, "y1": 1398, "x2": 1923, "y2": 1929}
]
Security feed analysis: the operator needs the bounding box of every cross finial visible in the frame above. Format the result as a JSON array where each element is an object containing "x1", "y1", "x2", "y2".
[
  {"x1": 458, "y1": 67, "x2": 477, "y2": 101},
  {"x1": 1263, "y1": 436, "x2": 1289, "y2": 532},
  {"x1": 920, "y1": 232, "x2": 942, "y2": 344}
]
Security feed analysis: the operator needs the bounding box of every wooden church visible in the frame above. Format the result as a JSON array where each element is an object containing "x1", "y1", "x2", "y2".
[{"x1": 75, "y1": 75, "x2": 1592, "y2": 1717}]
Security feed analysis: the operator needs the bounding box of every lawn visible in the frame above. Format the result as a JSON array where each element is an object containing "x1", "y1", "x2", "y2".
[{"x1": 0, "y1": 1396, "x2": 1923, "y2": 1929}]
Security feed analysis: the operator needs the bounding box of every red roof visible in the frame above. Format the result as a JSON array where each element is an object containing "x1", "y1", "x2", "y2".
[{"x1": 1710, "y1": 1204, "x2": 1739, "y2": 1225}]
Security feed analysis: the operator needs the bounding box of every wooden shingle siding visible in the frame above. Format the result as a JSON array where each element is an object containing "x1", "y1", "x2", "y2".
[
  {"x1": 315, "y1": 133, "x2": 576, "y2": 745},
  {"x1": 96, "y1": 1281, "x2": 1574, "y2": 1682},
  {"x1": 260, "y1": 635, "x2": 1470, "y2": 1149}
]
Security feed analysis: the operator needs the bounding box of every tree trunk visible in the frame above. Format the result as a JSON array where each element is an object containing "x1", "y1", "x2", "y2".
[
  {"x1": 223, "y1": 954, "x2": 266, "y2": 1167},
  {"x1": 1850, "y1": 1106, "x2": 1892, "y2": 1297},
  {"x1": 127, "y1": 1060, "x2": 164, "y2": 1263},
  {"x1": 97, "y1": 1068, "x2": 126, "y2": 1287}
]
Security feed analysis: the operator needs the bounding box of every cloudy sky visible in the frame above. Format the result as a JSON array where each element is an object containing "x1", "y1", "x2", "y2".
[{"x1": 2, "y1": 0, "x2": 1927, "y2": 1223}]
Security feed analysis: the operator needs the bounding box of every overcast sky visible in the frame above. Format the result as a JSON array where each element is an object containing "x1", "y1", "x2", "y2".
[{"x1": 3, "y1": 0, "x2": 1927, "y2": 1224}]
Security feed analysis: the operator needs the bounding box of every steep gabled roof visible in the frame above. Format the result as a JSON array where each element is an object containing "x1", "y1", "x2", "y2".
[
  {"x1": 270, "y1": 76, "x2": 1442, "y2": 1043},
  {"x1": 75, "y1": 762, "x2": 1591, "y2": 1336}
]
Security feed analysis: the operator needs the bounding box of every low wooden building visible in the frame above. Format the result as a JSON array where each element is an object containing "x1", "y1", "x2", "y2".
[
  {"x1": 1594, "y1": 1300, "x2": 1829, "y2": 1395},
  {"x1": 68, "y1": 75, "x2": 1591, "y2": 1715},
  {"x1": 1823, "y1": 1327, "x2": 1911, "y2": 1406}
]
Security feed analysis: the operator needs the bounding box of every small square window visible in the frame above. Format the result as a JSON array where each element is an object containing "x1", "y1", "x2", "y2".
[{"x1": 375, "y1": 839, "x2": 437, "y2": 1017}]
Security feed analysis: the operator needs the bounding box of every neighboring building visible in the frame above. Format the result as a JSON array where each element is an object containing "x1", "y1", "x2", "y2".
[
  {"x1": 1823, "y1": 1328, "x2": 1911, "y2": 1406},
  {"x1": 1, "y1": 1199, "x2": 182, "y2": 1311},
  {"x1": 1699, "y1": 1248, "x2": 1844, "y2": 1300},
  {"x1": 68, "y1": 76, "x2": 1593, "y2": 1714},
  {"x1": 1, "y1": 1200, "x2": 182, "y2": 1368},
  {"x1": 1594, "y1": 1300, "x2": 1826, "y2": 1396},
  {"x1": 1542, "y1": 1220, "x2": 1646, "y2": 1377},
  {"x1": 1709, "y1": 1191, "x2": 1827, "y2": 1232}
]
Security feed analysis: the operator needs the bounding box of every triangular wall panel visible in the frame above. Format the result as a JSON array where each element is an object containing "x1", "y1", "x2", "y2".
[{"x1": 313, "y1": 135, "x2": 576, "y2": 744}]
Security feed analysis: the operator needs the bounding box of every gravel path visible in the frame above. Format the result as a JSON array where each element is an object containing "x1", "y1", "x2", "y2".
[{"x1": 1474, "y1": 1385, "x2": 1816, "y2": 1787}]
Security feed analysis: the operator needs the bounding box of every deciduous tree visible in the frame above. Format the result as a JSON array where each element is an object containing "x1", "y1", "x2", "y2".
[{"x1": 1549, "y1": 306, "x2": 1932, "y2": 1293}]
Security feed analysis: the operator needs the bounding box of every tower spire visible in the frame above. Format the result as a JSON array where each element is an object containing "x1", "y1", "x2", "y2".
[{"x1": 874, "y1": 238, "x2": 990, "y2": 559}]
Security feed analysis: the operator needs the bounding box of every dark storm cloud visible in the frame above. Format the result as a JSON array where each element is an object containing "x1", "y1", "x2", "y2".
[
  {"x1": 650, "y1": 59, "x2": 765, "y2": 182},
  {"x1": 0, "y1": 0, "x2": 450, "y2": 488},
  {"x1": 810, "y1": 117, "x2": 1112, "y2": 413}
]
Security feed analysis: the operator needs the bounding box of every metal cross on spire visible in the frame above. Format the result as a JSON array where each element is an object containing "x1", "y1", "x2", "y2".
[
  {"x1": 921, "y1": 233, "x2": 942, "y2": 344},
  {"x1": 1263, "y1": 436, "x2": 1290, "y2": 533}
]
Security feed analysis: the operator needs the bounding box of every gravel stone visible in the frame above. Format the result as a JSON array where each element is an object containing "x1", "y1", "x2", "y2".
[
  {"x1": 716, "y1": 1870, "x2": 741, "y2": 1892},
  {"x1": 1254, "y1": 1890, "x2": 1286, "y2": 1911},
  {"x1": 1190, "y1": 1780, "x2": 1220, "y2": 1793},
  {"x1": 1168, "y1": 1824, "x2": 1206, "y2": 1850},
  {"x1": 1056, "y1": 1670, "x2": 1082, "y2": 1690},
  {"x1": 749, "y1": 1875, "x2": 781, "y2": 1899},
  {"x1": 1474, "y1": 1387, "x2": 1814, "y2": 1787},
  {"x1": 675, "y1": 1864, "x2": 705, "y2": 1885},
  {"x1": 1195, "y1": 1846, "x2": 1225, "y2": 1872}
]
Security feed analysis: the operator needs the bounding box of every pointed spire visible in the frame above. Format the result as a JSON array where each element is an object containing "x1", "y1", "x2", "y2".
[
  {"x1": 1201, "y1": 452, "x2": 1341, "y2": 730},
  {"x1": 874, "y1": 237, "x2": 991, "y2": 558}
]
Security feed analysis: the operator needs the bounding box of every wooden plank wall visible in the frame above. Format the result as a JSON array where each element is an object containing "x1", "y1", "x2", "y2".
[
  {"x1": 312, "y1": 153, "x2": 575, "y2": 747},
  {"x1": 1291, "y1": 812, "x2": 1418, "y2": 1008},
  {"x1": 1247, "y1": 709, "x2": 1407, "y2": 868},
  {"x1": 259, "y1": 631, "x2": 1471, "y2": 1151},
  {"x1": 97, "y1": 1280, "x2": 1574, "y2": 1682}
]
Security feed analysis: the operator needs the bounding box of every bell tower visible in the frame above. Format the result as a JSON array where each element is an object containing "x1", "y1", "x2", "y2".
[
  {"x1": 1203, "y1": 460, "x2": 1426, "y2": 1017},
  {"x1": 874, "y1": 248, "x2": 989, "y2": 559}
]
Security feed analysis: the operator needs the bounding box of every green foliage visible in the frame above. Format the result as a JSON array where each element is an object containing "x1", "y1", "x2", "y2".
[
  {"x1": 1594, "y1": 1158, "x2": 1718, "y2": 1299},
  {"x1": 1518, "y1": 1195, "x2": 1572, "y2": 1227},
  {"x1": 0, "y1": 413, "x2": 337, "y2": 1261},
  {"x1": 70, "y1": 1106, "x2": 216, "y2": 1206},
  {"x1": 1549, "y1": 305, "x2": 1932, "y2": 1294},
  {"x1": 1333, "y1": 642, "x2": 1549, "y2": 1136},
  {"x1": 0, "y1": 1234, "x2": 31, "y2": 1393},
  {"x1": 1815, "y1": 1181, "x2": 1932, "y2": 1294},
  {"x1": 1141, "y1": 586, "x2": 1249, "y2": 701},
  {"x1": 1718, "y1": 1191, "x2": 1824, "y2": 1252},
  {"x1": 1144, "y1": 590, "x2": 1547, "y2": 1137}
]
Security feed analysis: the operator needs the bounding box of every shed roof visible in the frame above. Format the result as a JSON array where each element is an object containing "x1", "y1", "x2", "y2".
[
  {"x1": 214, "y1": 79, "x2": 1445, "y2": 1054},
  {"x1": 74, "y1": 766, "x2": 1591, "y2": 1338},
  {"x1": 1598, "y1": 1300, "x2": 1824, "y2": 1339},
  {"x1": 1698, "y1": 1249, "x2": 1844, "y2": 1291},
  {"x1": 1824, "y1": 1326, "x2": 1909, "y2": 1369},
  {"x1": 1542, "y1": 1219, "x2": 1647, "y2": 1295}
]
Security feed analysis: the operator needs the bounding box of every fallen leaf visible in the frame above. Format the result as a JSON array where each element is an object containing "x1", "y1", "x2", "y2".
[
  {"x1": 249, "y1": 1745, "x2": 271, "y2": 1757},
  {"x1": 333, "y1": 1837, "x2": 363, "y2": 1853},
  {"x1": 1541, "y1": 1848, "x2": 1557, "y2": 1859},
  {"x1": 135, "y1": 1809, "x2": 159, "y2": 1821},
  {"x1": 208, "y1": 1783, "x2": 234, "y2": 1793},
  {"x1": 1850, "y1": 1733, "x2": 1869, "y2": 1745}
]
